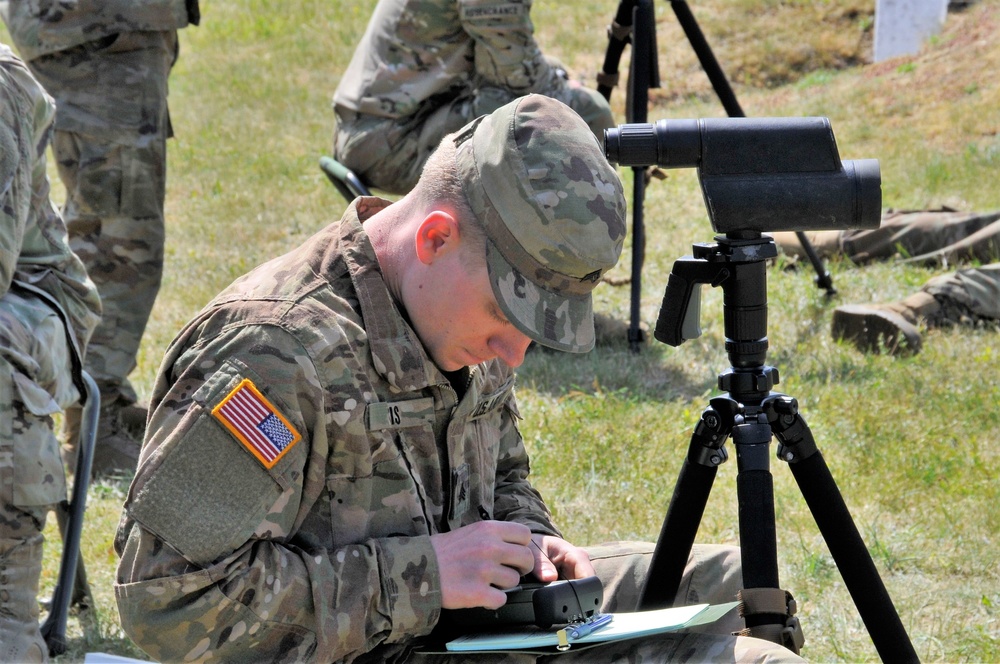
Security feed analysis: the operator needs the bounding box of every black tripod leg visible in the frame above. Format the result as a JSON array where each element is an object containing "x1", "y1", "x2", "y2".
[
  {"x1": 638, "y1": 399, "x2": 734, "y2": 609},
  {"x1": 597, "y1": 0, "x2": 638, "y2": 101},
  {"x1": 670, "y1": 0, "x2": 743, "y2": 117},
  {"x1": 637, "y1": 457, "x2": 717, "y2": 609},
  {"x1": 794, "y1": 231, "x2": 837, "y2": 296},
  {"x1": 626, "y1": 0, "x2": 656, "y2": 352},
  {"x1": 788, "y1": 453, "x2": 917, "y2": 661},
  {"x1": 629, "y1": 168, "x2": 646, "y2": 353},
  {"x1": 729, "y1": 412, "x2": 796, "y2": 646},
  {"x1": 769, "y1": 397, "x2": 919, "y2": 661},
  {"x1": 735, "y1": 442, "x2": 780, "y2": 592}
]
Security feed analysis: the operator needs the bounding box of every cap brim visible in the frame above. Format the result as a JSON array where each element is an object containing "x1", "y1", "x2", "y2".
[{"x1": 486, "y1": 240, "x2": 595, "y2": 353}]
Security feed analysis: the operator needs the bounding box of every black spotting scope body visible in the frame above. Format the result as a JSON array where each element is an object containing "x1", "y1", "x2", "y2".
[{"x1": 605, "y1": 117, "x2": 882, "y2": 234}]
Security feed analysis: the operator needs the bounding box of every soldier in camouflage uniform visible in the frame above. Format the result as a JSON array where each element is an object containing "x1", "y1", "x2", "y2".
[
  {"x1": 1, "y1": 43, "x2": 101, "y2": 662},
  {"x1": 332, "y1": 0, "x2": 615, "y2": 195},
  {"x1": 774, "y1": 209, "x2": 1000, "y2": 355},
  {"x1": 115, "y1": 95, "x2": 802, "y2": 662},
  {"x1": 0, "y1": 0, "x2": 200, "y2": 476}
]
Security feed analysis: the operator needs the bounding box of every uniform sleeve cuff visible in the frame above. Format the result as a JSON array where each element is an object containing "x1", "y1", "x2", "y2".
[{"x1": 376, "y1": 535, "x2": 443, "y2": 641}]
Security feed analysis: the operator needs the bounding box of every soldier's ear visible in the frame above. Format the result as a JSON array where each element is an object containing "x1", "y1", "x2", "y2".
[{"x1": 414, "y1": 211, "x2": 460, "y2": 265}]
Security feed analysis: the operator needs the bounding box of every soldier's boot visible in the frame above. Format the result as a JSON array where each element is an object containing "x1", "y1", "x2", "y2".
[
  {"x1": 0, "y1": 536, "x2": 48, "y2": 663},
  {"x1": 831, "y1": 291, "x2": 941, "y2": 356},
  {"x1": 116, "y1": 400, "x2": 150, "y2": 439},
  {"x1": 61, "y1": 396, "x2": 147, "y2": 478},
  {"x1": 771, "y1": 230, "x2": 843, "y2": 260}
]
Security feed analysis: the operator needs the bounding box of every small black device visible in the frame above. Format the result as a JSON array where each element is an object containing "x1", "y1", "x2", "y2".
[{"x1": 446, "y1": 576, "x2": 604, "y2": 629}]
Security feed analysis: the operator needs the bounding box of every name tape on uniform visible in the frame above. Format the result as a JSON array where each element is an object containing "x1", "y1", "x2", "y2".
[{"x1": 367, "y1": 397, "x2": 435, "y2": 431}]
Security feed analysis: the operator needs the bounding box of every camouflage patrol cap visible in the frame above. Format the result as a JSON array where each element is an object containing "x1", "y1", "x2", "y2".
[{"x1": 454, "y1": 94, "x2": 627, "y2": 353}]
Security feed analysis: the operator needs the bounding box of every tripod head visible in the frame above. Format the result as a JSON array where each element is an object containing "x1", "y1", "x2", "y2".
[{"x1": 657, "y1": 234, "x2": 778, "y2": 385}]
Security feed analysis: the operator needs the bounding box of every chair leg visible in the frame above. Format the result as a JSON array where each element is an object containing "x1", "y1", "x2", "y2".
[
  {"x1": 40, "y1": 371, "x2": 99, "y2": 657},
  {"x1": 319, "y1": 156, "x2": 372, "y2": 203}
]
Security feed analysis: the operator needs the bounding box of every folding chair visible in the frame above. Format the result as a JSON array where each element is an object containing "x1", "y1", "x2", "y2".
[
  {"x1": 40, "y1": 371, "x2": 98, "y2": 656},
  {"x1": 319, "y1": 156, "x2": 371, "y2": 203}
]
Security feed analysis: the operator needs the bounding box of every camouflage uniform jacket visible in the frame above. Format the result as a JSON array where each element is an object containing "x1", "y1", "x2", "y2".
[
  {"x1": 1, "y1": 43, "x2": 100, "y2": 368},
  {"x1": 115, "y1": 196, "x2": 561, "y2": 663},
  {"x1": 0, "y1": 0, "x2": 198, "y2": 61},
  {"x1": 334, "y1": 0, "x2": 576, "y2": 119}
]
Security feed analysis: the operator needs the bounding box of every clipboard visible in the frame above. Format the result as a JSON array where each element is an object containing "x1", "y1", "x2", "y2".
[{"x1": 444, "y1": 601, "x2": 739, "y2": 652}]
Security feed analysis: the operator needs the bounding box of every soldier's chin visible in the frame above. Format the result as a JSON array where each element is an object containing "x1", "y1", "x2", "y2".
[{"x1": 432, "y1": 348, "x2": 467, "y2": 372}]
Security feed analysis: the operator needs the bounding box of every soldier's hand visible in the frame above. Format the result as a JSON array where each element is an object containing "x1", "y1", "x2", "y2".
[
  {"x1": 530, "y1": 534, "x2": 595, "y2": 582},
  {"x1": 430, "y1": 520, "x2": 534, "y2": 609}
]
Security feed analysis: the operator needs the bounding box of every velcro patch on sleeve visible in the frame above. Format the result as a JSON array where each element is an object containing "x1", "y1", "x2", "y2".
[{"x1": 212, "y1": 378, "x2": 301, "y2": 469}]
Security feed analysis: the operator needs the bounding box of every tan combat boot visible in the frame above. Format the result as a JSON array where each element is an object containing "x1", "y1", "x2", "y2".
[
  {"x1": 62, "y1": 396, "x2": 148, "y2": 478},
  {"x1": 831, "y1": 291, "x2": 941, "y2": 355},
  {"x1": 0, "y1": 536, "x2": 48, "y2": 663}
]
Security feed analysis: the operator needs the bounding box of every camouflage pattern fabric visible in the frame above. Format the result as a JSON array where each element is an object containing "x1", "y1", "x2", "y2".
[
  {"x1": 923, "y1": 263, "x2": 1000, "y2": 321},
  {"x1": 413, "y1": 543, "x2": 803, "y2": 662},
  {"x1": 0, "y1": 295, "x2": 77, "y2": 512},
  {"x1": 783, "y1": 208, "x2": 1000, "y2": 265},
  {"x1": 1, "y1": 41, "x2": 100, "y2": 655},
  {"x1": 0, "y1": 0, "x2": 195, "y2": 60},
  {"x1": 1, "y1": 3, "x2": 196, "y2": 403},
  {"x1": 839, "y1": 208, "x2": 1000, "y2": 265},
  {"x1": 116, "y1": 199, "x2": 800, "y2": 662},
  {"x1": 332, "y1": 0, "x2": 614, "y2": 194},
  {"x1": 0, "y1": 43, "x2": 100, "y2": 366},
  {"x1": 776, "y1": 208, "x2": 1000, "y2": 325},
  {"x1": 115, "y1": 198, "x2": 559, "y2": 662},
  {"x1": 1, "y1": 42, "x2": 99, "y2": 511},
  {"x1": 452, "y1": 95, "x2": 626, "y2": 353}
]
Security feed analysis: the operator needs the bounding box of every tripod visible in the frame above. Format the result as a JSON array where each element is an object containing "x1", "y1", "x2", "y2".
[
  {"x1": 635, "y1": 232, "x2": 918, "y2": 661},
  {"x1": 598, "y1": 0, "x2": 837, "y2": 353}
]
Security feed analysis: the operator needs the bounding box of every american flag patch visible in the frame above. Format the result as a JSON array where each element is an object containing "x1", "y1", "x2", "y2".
[{"x1": 212, "y1": 378, "x2": 301, "y2": 469}]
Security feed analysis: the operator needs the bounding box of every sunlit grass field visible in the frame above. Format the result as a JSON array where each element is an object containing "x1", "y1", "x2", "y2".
[{"x1": 5, "y1": 0, "x2": 999, "y2": 660}]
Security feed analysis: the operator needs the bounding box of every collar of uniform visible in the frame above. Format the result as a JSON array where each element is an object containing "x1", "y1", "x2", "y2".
[{"x1": 338, "y1": 197, "x2": 452, "y2": 394}]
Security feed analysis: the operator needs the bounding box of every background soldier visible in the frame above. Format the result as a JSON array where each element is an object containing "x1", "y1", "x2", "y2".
[
  {"x1": 831, "y1": 264, "x2": 1000, "y2": 355},
  {"x1": 0, "y1": 0, "x2": 200, "y2": 476},
  {"x1": 332, "y1": 0, "x2": 614, "y2": 195},
  {"x1": 0, "y1": 43, "x2": 101, "y2": 662},
  {"x1": 774, "y1": 208, "x2": 1000, "y2": 354},
  {"x1": 115, "y1": 96, "x2": 802, "y2": 662}
]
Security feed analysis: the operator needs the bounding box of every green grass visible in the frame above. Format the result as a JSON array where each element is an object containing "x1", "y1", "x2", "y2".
[{"x1": 5, "y1": 0, "x2": 1000, "y2": 660}]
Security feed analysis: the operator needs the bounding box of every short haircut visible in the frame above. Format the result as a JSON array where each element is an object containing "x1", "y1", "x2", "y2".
[{"x1": 415, "y1": 133, "x2": 488, "y2": 269}]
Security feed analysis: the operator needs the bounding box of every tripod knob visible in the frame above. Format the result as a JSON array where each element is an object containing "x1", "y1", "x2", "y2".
[{"x1": 718, "y1": 366, "x2": 778, "y2": 396}]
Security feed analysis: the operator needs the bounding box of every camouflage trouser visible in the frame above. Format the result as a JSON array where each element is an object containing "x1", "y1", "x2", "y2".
[
  {"x1": 413, "y1": 542, "x2": 805, "y2": 663},
  {"x1": 787, "y1": 209, "x2": 1000, "y2": 323},
  {"x1": 333, "y1": 85, "x2": 614, "y2": 195},
  {"x1": 0, "y1": 289, "x2": 79, "y2": 544},
  {"x1": 792, "y1": 208, "x2": 1000, "y2": 265},
  {"x1": 25, "y1": 30, "x2": 178, "y2": 406},
  {"x1": 922, "y1": 263, "x2": 1000, "y2": 321}
]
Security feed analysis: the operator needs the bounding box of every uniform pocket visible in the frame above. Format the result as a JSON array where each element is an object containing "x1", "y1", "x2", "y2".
[{"x1": 327, "y1": 430, "x2": 433, "y2": 547}]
